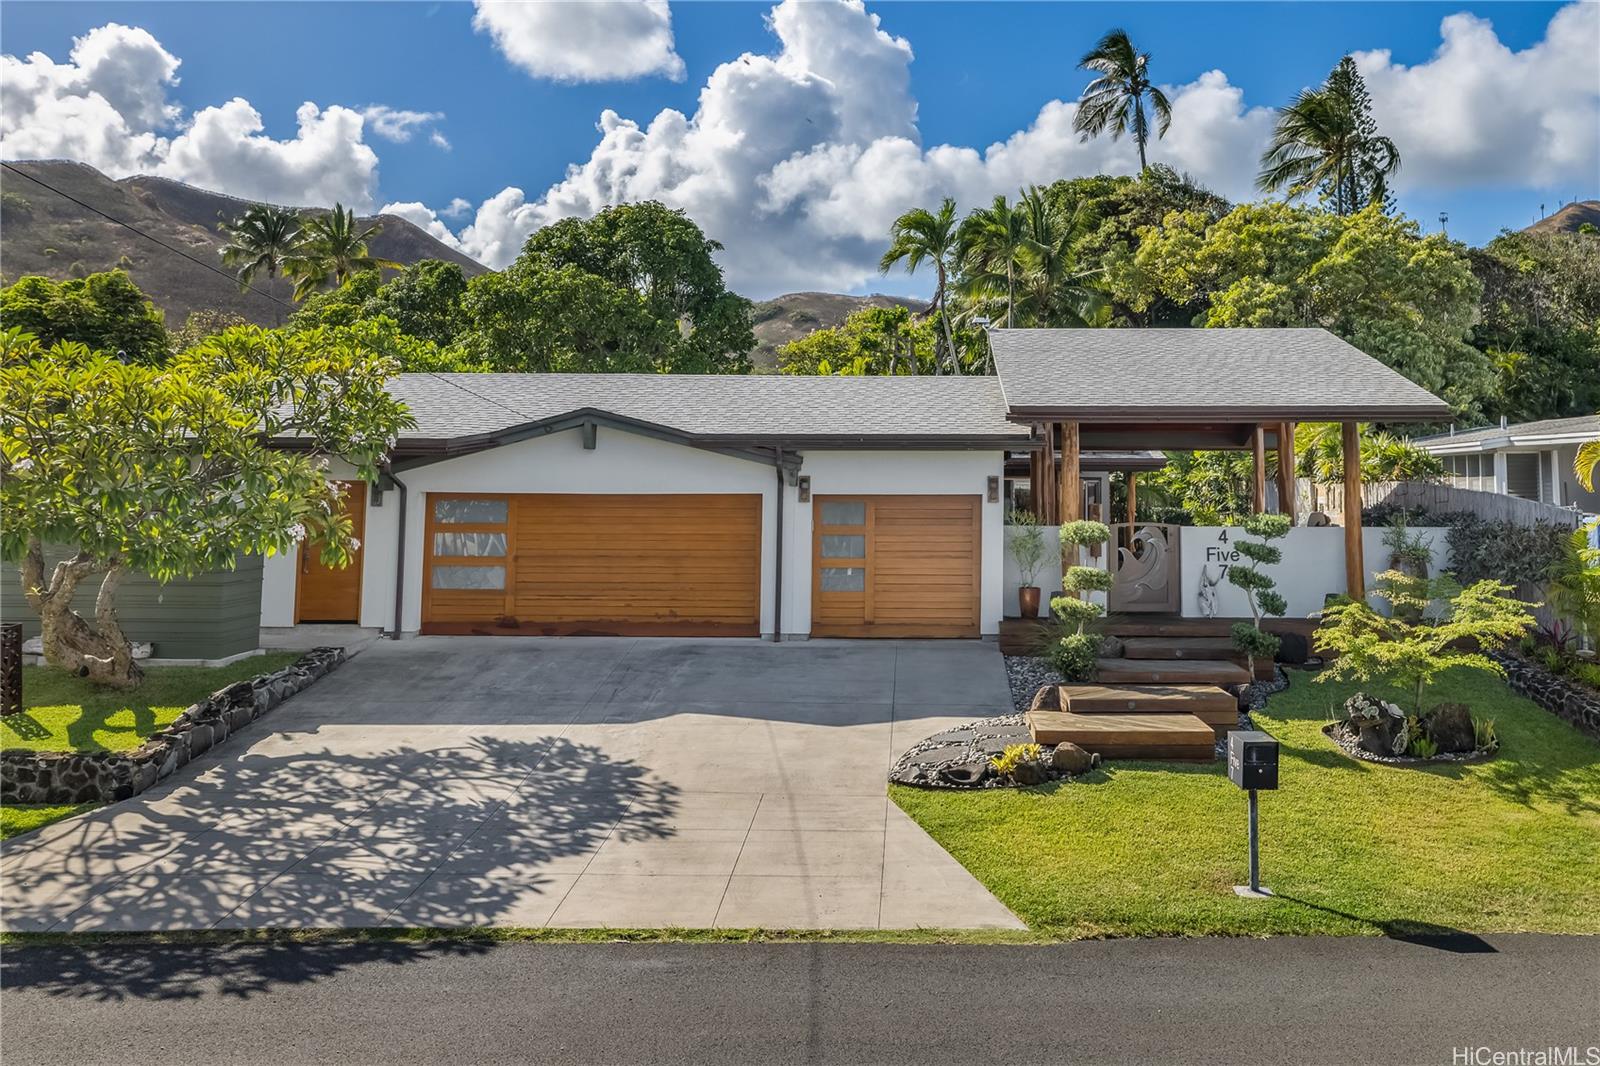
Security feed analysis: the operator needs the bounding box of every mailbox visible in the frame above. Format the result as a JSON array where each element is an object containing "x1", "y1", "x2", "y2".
[{"x1": 1228, "y1": 730, "x2": 1279, "y2": 791}]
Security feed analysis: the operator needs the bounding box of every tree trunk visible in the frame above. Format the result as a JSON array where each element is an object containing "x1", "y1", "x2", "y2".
[{"x1": 19, "y1": 539, "x2": 143, "y2": 688}]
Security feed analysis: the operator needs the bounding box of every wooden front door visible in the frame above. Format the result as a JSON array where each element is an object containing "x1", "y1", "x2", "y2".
[
  {"x1": 811, "y1": 495, "x2": 981, "y2": 638},
  {"x1": 295, "y1": 481, "x2": 365, "y2": 623},
  {"x1": 420, "y1": 493, "x2": 762, "y2": 636}
]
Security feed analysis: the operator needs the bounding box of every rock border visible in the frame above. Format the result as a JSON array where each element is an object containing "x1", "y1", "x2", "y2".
[
  {"x1": 1320, "y1": 721, "x2": 1496, "y2": 768},
  {"x1": 1, "y1": 647, "x2": 347, "y2": 806},
  {"x1": 1490, "y1": 651, "x2": 1600, "y2": 742}
]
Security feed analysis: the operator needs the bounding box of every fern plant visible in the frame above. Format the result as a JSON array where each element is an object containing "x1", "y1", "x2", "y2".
[{"x1": 1228, "y1": 513, "x2": 1291, "y2": 678}]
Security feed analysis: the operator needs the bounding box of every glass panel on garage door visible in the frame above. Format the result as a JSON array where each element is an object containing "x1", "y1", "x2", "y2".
[{"x1": 811, "y1": 495, "x2": 980, "y2": 638}]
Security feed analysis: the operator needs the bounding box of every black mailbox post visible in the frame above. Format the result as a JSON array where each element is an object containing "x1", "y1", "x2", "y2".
[{"x1": 1227, "y1": 730, "x2": 1279, "y2": 898}]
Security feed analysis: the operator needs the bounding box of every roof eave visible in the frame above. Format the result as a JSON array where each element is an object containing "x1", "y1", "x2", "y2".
[{"x1": 1003, "y1": 403, "x2": 1452, "y2": 423}]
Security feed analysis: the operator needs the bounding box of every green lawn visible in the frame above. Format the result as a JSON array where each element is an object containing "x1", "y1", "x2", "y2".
[
  {"x1": 893, "y1": 666, "x2": 1600, "y2": 938},
  {"x1": 1, "y1": 653, "x2": 300, "y2": 841}
]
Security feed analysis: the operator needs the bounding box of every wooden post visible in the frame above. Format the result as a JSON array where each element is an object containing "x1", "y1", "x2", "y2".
[
  {"x1": 1342, "y1": 421, "x2": 1365, "y2": 600},
  {"x1": 1028, "y1": 432, "x2": 1042, "y2": 518},
  {"x1": 1276, "y1": 421, "x2": 1297, "y2": 524},
  {"x1": 1040, "y1": 424, "x2": 1058, "y2": 525},
  {"x1": 1126, "y1": 471, "x2": 1138, "y2": 526},
  {"x1": 1249, "y1": 425, "x2": 1267, "y2": 514},
  {"x1": 1058, "y1": 421, "x2": 1081, "y2": 524}
]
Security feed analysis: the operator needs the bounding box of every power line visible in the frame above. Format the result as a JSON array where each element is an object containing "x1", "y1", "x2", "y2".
[{"x1": 1, "y1": 161, "x2": 294, "y2": 311}]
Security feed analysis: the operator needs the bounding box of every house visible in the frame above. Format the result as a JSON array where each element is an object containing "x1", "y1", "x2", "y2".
[
  {"x1": 260, "y1": 327, "x2": 1451, "y2": 643},
  {"x1": 1414, "y1": 414, "x2": 1600, "y2": 514}
]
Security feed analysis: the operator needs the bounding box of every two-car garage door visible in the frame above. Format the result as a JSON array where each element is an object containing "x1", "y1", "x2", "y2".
[{"x1": 422, "y1": 493, "x2": 763, "y2": 636}]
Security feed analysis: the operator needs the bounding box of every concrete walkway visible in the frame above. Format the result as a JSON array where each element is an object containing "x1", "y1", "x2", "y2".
[{"x1": 2, "y1": 638, "x2": 1022, "y2": 932}]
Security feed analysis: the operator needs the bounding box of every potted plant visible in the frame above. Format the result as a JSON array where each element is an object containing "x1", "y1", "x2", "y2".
[{"x1": 1006, "y1": 508, "x2": 1048, "y2": 618}]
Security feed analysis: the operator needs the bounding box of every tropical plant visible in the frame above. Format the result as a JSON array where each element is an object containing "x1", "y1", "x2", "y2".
[
  {"x1": 990, "y1": 742, "x2": 1045, "y2": 779},
  {"x1": 286, "y1": 204, "x2": 402, "y2": 300},
  {"x1": 1258, "y1": 56, "x2": 1399, "y2": 215},
  {"x1": 1545, "y1": 526, "x2": 1600, "y2": 648},
  {"x1": 1579, "y1": 431, "x2": 1599, "y2": 493},
  {"x1": 1473, "y1": 716, "x2": 1499, "y2": 753},
  {"x1": 1006, "y1": 509, "x2": 1049, "y2": 590},
  {"x1": 1296, "y1": 425, "x2": 1447, "y2": 484},
  {"x1": 0, "y1": 270, "x2": 171, "y2": 364},
  {"x1": 881, "y1": 198, "x2": 963, "y2": 374},
  {"x1": 1407, "y1": 734, "x2": 1439, "y2": 759},
  {"x1": 957, "y1": 193, "x2": 1030, "y2": 333},
  {"x1": 1013, "y1": 185, "x2": 1106, "y2": 327},
  {"x1": 1072, "y1": 28, "x2": 1172, "y2": 171},
  {"x1": 219, "y1": 204, "x2": 305, "y2": 295},
  {"x1": 1314, "y1": 571, "x2": 1536, "y2": 715},
  {"x1": 1228, "y1": 513, "x2": 1291, "y2": 677},
  {"x1": 0, "y1": 325, "x2": 412, "y2": 687}
]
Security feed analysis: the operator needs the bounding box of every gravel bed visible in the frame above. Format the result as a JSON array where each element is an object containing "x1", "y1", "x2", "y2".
[
  {"x1": 1004, "y1": 655, "x2": 1064, "y2": 712},
  {"x1": 1321, "y1": 721, "x2": 1496, "y2": 766}
]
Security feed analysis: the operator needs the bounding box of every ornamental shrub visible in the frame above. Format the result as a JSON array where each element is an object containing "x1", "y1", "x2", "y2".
[
  {"x1": 1228, "y1": 513, "x2": 1291, "y2": 677},
  {"x1": 1045, "y1": 631, "x2": 1099, "y2": 682},
  {"x1": 1050, "y1": 520, "x2": 1111, "y2": 682},
  {"x1": 989, "y1": 742, "x2": 1044, "y2": 779}
]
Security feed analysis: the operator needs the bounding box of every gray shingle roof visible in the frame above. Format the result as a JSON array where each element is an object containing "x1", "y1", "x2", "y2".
[
  {"x1": 1416, "y1": 413, "x2": 1600, "y2": 450},
  {"x1": 388, "y1": 372, "x2": 1026, "y2": 446},
  {"x1": 989, "y1": 327, "x2": 1450, "y2": 421}
]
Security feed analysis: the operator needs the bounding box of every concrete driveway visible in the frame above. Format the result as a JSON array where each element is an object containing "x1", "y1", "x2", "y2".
[{"x1": 2, "y1": 638, "x2": 1023, "y2": 932}]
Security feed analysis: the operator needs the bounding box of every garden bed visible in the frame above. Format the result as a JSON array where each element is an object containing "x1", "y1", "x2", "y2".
[
  {"x1": 1, "y1": 647, "x2": 346, "y2": 807},
  {"x1": 1321, "y1": 720, "x2": 1496, "y2": 767}
]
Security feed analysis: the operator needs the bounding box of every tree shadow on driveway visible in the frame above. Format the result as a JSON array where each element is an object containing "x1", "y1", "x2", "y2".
[{"x1": 1, "y1": 733, "x2": 679, "y2": 990}]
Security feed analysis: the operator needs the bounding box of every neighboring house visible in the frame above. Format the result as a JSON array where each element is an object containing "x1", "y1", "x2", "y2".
[
  {"x1": 1415, "y1": 414, "x2": 1600, "y2": 514},
  {"x1": 261, "y1": 327, "x2": 1450, "y2": 641}
]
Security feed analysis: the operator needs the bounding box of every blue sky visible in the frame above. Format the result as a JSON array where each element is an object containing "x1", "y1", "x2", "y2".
[{"x1": 3, "y1": 1, "x2": 1596, "y2": 297}]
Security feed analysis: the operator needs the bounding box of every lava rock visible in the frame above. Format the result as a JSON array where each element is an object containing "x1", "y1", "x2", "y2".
[
  {"x1": 1009, "y1": 760, "x2": 1048, "y2": 786},
  {"x1": 1050, "y1": 742, "x2": 1098, "y2": 774},
  {"x1": 939, "y1": 761, "x2": 990, "y2": 787},
  {"x1": 1425, "y1": 702, "x2": 1477, "y2": 753},
  {"x1": 1275, "y1": 632, "x2": 1310, "y2": 665}
]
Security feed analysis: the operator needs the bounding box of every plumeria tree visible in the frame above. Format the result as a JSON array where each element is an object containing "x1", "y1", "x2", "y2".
[{"x1": 0, "y1": 323, "x2": 412, "y2": 688}]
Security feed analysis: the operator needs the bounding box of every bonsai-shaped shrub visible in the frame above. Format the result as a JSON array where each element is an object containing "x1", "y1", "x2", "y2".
[
  {"x1": 1315, "y1": 570, "x2": 1535, "y2": 716},
  {"x1": 1227, "y1": 513, "x2": 1291, "y2": 679},
  {"x1": 1049, "y1": 520, "x2": 1112, "y2": 682},
  {"x1": 1005, "y1": 508, "x2": 1049, "y2": 592}
]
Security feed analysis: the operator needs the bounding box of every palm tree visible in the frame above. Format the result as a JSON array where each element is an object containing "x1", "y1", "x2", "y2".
[
  {"x1": 219, "y1": 204, "x2": 304, "y2": 293},
  {"x1": 957, "y1": 194, "x2": 1030, "y2": 331},
  {"x1": 1014, "y1": 185, "x2": 1105, "y2": 327},
  {"x1": 1258, "y1": 56, "x2": 1399, "y2": 214},
  {"x1": 1073, "y1": 28, "x2": 1172, "y2": 172},
  {"x1": 880, "y1": 198, "x2": 962, "y2": 374},
  {"x1": 1577, "y1": 430, "x2": 1599, "y2": 493},
  {"x1": 286, "y1": 204, "x2": 403, "y2": 300}
]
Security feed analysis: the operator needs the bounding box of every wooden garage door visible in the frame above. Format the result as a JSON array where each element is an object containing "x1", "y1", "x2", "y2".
[
  {"x1": 811, "y1": 495, "x2": 981, "y2": 638},
  {"x1": 422, "y1": 493, "x2": 762, "y2": 636}
]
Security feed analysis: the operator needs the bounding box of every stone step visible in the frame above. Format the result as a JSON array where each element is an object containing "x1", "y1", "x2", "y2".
[
  {"x1": 1026, "y1": 710, "x2": 1217, "y2": 760},
  {"x1": 1095, "y1": 657, "x2": 1253, "y2": 686}
]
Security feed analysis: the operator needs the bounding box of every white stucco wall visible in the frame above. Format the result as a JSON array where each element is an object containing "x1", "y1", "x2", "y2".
[
  {"x1": 1000, "y1": 524, "x2": 1111, "y2": 620},
  {"x1": 1178, "y1": 525, "x2": 1453, "y2": 618},
  {"x1": 780, "y1": 450, "x2": 1007, "y2": 637}
]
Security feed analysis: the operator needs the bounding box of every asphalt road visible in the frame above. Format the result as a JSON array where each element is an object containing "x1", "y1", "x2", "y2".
[{"x1": 3, "y1": 935, "x2": 1597, "y2": 1065}]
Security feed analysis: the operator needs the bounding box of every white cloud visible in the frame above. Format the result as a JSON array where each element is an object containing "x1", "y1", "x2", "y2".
[
  {"x1": 472, "y1": 0, "x2": 685, "y2": 82},
  {"x1": 429, "y1": 130, "x2": 451, "y2": 151},
  {"x1": 361, "y1": 105, "x2": 447, "y2": 145},
  {"x1": 378, "y1": 200, "x2": 466, "y2": 249},
  {"x1": 1355, "y1": 2, "x2": 1599, "y2": 190},
  {"x1": 440, "y1": 196, "x2": 473, "y2": 220},
  {"x1": 451, "y1": 0, "x2": 1273, "y2": 294},
  {"x1": 1, "y1": 22, "x2": 421, "y2": 209},
  {"x1": 157, "y1": 100, "x2": 379, "y2": 209}
]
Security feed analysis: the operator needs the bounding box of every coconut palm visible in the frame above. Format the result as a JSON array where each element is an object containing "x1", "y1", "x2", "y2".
[
  {"x1": 880, "y1": 198, "x2": 963, "y2": 374},
  {"x1": 956, "y1": 194, "x2": 1030, "y2": 331},
  {"x1": 1258, "y1": 56, "x2": 1399, "y2": 214},
  {"x1": 219, "y1": 204, "x2": 304, "y2": 292},
  {"x1": 1073, "y1": 28, "x2": 1172, "y2": 172},
  {"x1": 1577, "y1": 432, "x2": 1599, "y2": 492},
  {"x1": 286, "y1": 204, "x2": 403, "y2": 300},
  {"x1": 1014, "y1": 185, "x2": 1106, "y2": 327}
]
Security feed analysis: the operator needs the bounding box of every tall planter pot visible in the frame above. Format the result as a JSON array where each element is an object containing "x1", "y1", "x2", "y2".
[{"x1": 1018, "y1": 586, "x2": 1042, "y2": 619}]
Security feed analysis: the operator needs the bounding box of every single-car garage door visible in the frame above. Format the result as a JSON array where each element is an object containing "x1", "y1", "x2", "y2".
[
  {"x1": 423, "y1": 493, "x2": 762, "y2": 636},
  {"x1": 811, "y1": 495, "x2": 981, "y2": 638}
]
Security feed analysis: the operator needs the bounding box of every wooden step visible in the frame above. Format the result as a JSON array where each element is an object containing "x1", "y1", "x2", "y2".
[
  {"x1": 1095, "y1": 657, "x2": 1252, "y2": 686},
  {"x1": 1103, "y1": 615, "x2": 1318, "y2": 640},
  {"x1": 1026, "y1": 710, "x2": 1216, "y2": 760},
  {"x1": 1060, "y1": 683, "x2": 1238, "y2": 735},
  {"x1": 1122, "y1": 637, "x2": 1240, "y2": 660}
]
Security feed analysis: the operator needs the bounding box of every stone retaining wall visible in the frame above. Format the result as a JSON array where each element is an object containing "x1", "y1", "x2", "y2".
[
  {"x1": 1491, "y1": 651, "x2": 1600, "y2": 742},
  {"x1": 1, "y1": 647, "x2": 346, "y2": 806}
]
